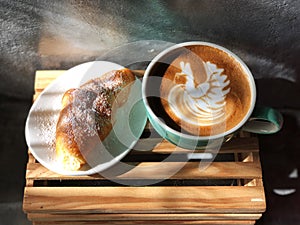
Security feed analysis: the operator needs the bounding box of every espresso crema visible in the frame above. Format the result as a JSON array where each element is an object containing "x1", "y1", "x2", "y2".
[{"x1": 160, "y1": 45, "x2": 252, "y2": 136}]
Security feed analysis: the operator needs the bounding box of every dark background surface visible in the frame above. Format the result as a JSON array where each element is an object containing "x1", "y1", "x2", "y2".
[{"x1": 0, "y1": 0, "x2": 299, "y2": 224}]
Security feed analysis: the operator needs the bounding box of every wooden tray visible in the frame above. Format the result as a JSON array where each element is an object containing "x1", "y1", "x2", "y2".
[{"x1": 23, "y1": 71, "x2": 266, "y2": 225}]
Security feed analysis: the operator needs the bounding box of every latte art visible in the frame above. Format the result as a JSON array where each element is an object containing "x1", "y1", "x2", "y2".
[
  {"x1": 158, "y1": 44, "x2": 252, "y2": 136},
  {"x1": 168, "y1": 61, "x2": 230, "y2": 126}
]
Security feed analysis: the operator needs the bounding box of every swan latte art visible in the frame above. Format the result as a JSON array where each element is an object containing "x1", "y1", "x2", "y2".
[{"x1": 160, "y1": 45, "x2": 252, "y2": 136}]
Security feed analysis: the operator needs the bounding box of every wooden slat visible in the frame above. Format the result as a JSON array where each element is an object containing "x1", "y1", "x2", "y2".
[
  {"x1": 23, "y1": 186, "x2": 265, "y2": 214},
  {"x1": 33, "y1": 70, "x2": 65, "y2": 101},
  {"x1": 150, "y1": 138, "x2": 259, "y2": 154},
  {"x1": 26, "y1": 161, "x2": 261, "y2": 181},
  {"x1": 35, "y1": 70, "x2": 66, "y2": 90},
  {"x1": 27, "y1": 152, "x2": 36, "y2": 163},
  {"x1": 32, "y1": 220, "x2": 256, "y2": 225},
  {"x1": 28, "y1": 212, "x2": 262, "y2": 221}
]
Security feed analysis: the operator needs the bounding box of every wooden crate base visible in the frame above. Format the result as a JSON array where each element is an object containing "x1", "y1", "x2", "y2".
[{"x1": 23, "y1": 71, "x2": 266, "y2": 225}]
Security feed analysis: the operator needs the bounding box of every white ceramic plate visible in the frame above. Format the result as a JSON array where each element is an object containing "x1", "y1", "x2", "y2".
[{"x1": 25, "y1": 61, "x2": 147, "y2": 176}]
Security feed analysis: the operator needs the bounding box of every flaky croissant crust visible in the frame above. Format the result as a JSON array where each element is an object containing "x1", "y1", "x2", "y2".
[{"x1": 55, "y1": 68, "x2": 135, "y2": 171}]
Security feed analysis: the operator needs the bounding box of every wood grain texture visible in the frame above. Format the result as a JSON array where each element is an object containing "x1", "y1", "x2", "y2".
[
  {"x1": 28, "y1": 212, "x2": 262, "y2": 221},
  {"x1": 26, "y1": 161, "x2": 261, "y2": 180},
  {"x1": 23, "y1": 70, "x2": 266, "y2": 225},
  {"x1": 23, "y1": 186, "x2": 265, "y2": 214},
  {"x1": 149, "y1": 137, "x2": 259, "y2": 154}
]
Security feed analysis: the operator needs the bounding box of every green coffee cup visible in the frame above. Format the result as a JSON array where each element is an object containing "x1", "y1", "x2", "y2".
[{"x1": 142, "y1": 41, "x2": 283, "y2": 150}]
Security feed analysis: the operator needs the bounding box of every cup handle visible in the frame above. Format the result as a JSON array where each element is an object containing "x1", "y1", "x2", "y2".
[{"x1": 242, "y1": 106, "x2": 283, "y2": 134}]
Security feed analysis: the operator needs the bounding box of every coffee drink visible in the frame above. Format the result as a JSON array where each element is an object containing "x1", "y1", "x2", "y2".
[{"x1": 156, "y1": 45, "x2": 252, "y2": 136}]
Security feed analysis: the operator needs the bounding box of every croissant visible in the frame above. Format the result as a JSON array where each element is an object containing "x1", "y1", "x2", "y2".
[{"x1": 55, "y1": 68, "x2": 135, "y2": 171}]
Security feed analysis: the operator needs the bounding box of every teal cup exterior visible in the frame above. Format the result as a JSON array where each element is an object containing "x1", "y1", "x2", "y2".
[{"x1": 142, "y1": 41, "x2": 283, "y2": 150}]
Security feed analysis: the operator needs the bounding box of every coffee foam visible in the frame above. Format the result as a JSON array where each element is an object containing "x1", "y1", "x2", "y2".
[
  {"x1": 168, "y1": 61, "x2": 230, "y2": 126},
  {"x1": 160, "y1": 45, "x2": 251, "y2": 136}
]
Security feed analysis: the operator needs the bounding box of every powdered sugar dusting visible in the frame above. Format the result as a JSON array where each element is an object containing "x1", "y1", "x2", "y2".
[
  {"x1": 33, "y1": 107, "x2": 59, "y2": 155},
  {"x1": 70, "y1": 89, "x2": 98, "y2": 139},
  {"x1": 64, "y1": 70, "x2": 128, "y2": 151}
]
